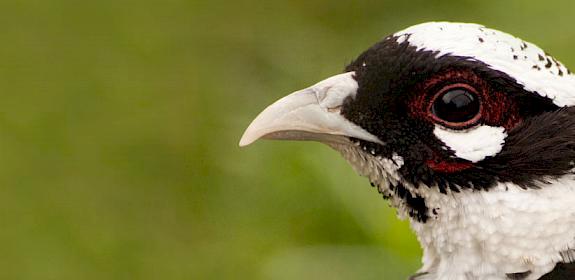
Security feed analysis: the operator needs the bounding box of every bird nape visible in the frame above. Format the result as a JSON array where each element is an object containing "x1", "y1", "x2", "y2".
[{"x1": 239, "y1": 22, "x2": 575, "y2": 280}]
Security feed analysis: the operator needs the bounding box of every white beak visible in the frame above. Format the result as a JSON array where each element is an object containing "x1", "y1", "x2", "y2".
[{"x1": 239, "y1": 72, "x2": 382, "y2": 147}]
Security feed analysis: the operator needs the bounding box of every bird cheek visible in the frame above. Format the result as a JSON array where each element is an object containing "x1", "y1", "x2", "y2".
[
  {"x1": 426, "y1": 158, "x2": 473, "y2": 173},
  {"x1": 433, "y1": 124, "x2": 507, "y2": 162}
]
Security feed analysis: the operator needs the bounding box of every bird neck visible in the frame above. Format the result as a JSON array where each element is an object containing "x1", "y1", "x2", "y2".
[
  {"x1": 409, "y1": 177, "x2": 575, "y2": 279},
  {"x1": 330, "y1": 142, "x2": 575, "y2": 279}
]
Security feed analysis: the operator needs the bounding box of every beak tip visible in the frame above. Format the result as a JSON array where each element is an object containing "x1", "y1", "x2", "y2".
[
  {"x1": 238, "y1": 131, "x2": 258, "y2": 147},
  {"x1": 238, "y1": 139, "x2": 251, "y2": 147}
]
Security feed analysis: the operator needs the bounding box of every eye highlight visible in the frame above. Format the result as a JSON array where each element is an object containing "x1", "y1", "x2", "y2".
[{"x1": 430, "y1": 83, "x2": 481, "y2": 127}]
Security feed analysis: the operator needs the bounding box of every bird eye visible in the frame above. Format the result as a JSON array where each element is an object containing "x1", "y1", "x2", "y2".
[{"x1": 431, "y1": 84, "x2": 480, "y2": 125}]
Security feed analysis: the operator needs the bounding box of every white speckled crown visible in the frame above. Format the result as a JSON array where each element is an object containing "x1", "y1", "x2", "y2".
[{"x1": 395, "y1": 22, "x2": 575, "y2": 106}]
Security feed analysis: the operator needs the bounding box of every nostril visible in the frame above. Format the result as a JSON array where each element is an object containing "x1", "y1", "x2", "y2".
[
  {"x1": 506, "y1": 270, "x2": 531, "y2": 280},
  {"x1": 327, "y1": 106, "x2": 342, "y2": 113}
]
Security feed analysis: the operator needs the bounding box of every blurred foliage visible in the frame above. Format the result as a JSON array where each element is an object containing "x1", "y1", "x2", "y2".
[{"x1": 0, "y1": 0, "x2": 574, "y2": 279}]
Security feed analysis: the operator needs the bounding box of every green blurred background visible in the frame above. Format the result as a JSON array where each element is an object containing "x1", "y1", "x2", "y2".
[{"x1": 1, "y1": 0, "x2": 574, "y2": 279}]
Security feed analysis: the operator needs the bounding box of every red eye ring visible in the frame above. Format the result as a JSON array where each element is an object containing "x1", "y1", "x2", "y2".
[
  {"x1": 408, "y1": 69, "x2": 518, "y2": 131},
  {"x1": 428, "y1": 83, "x2": 482, "y2": 129}
]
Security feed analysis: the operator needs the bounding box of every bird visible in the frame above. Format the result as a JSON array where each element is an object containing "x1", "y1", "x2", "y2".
[{"x1": 239, "y1": 22, "x2": 575, "y2": 280}]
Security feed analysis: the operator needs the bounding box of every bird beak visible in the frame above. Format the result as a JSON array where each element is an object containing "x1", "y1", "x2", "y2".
[{"x1": 239, "y1": 72, "x2": 383, "y2": 147}]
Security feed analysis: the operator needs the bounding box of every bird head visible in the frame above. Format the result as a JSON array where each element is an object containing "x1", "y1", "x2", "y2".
[{"x1": 239, "y1": 22, "x2": 575, "y2": 223}]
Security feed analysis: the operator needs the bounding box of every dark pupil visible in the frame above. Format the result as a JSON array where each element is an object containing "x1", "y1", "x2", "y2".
[{"x1": 432, "y1": 88, "x2": 479, "y2": 123}]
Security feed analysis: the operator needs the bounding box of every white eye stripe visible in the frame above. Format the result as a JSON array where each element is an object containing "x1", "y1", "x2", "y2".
[
  {"x1": 395, "y1": 22, "x2": 575, "y2": 107},
  {"x1": 433, "y1": 125, "x2": 507, "y2": 162}
]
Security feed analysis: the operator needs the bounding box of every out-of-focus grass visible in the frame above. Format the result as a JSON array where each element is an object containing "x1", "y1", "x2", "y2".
[{"x1": 0, "y1": 0, "x2": 574, "y2": 279}]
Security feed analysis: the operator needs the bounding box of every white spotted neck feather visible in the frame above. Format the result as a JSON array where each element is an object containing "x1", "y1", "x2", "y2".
[
  {"x1": 330, "y1": 142, "x2": 575, "y2": 280},
  {"x1": 412, "y1": 176, "x2": 575, "y2": 280}
]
